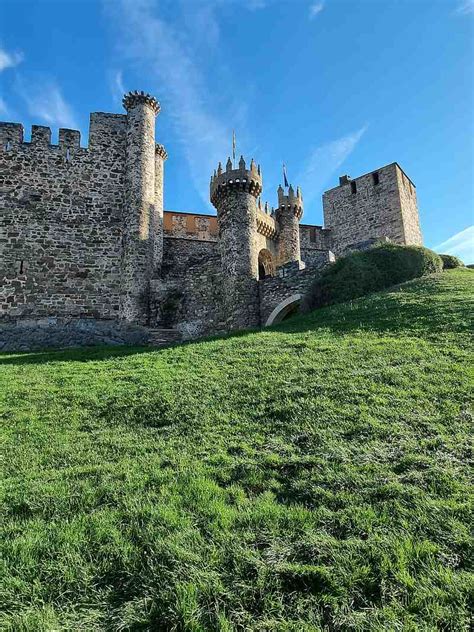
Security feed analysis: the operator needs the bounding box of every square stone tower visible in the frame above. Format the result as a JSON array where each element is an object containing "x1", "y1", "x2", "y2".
[{"x1": 323, "y1": 162, "x2": 422, "y2": 256}]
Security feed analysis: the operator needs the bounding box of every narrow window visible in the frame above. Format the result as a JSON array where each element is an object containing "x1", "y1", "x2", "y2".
[
  {"x1": 372, "y1": 171, "x2": 380, "y2": 185},
  {"x1": 310, "y1": 227, "x2": 317, "y2": 243},
  {"x1": 66, "y1": 148, "x2": 71, "y2": 162},
  {"x1": 5, "y1": 141, "x2": 11, "y2": 151},
  {"x1": 351, "y1": 181, "x2": 357, "y2": 194},
  {"x1": 18, "y1": 260, "x2": 25, "y2": 274}
]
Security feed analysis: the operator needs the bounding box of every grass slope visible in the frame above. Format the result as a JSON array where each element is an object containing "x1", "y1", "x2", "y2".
[{"x1": 1, "y1": 269, "x2": 473, "y2": 631}]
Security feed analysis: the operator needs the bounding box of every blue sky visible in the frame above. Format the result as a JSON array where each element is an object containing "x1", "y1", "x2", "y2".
[{"x1": 1, "y1": 0, "x2": 473, "y2": 261}]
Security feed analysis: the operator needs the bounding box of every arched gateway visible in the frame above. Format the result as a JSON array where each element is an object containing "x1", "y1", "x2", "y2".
[
  {"x1": 258, "y1": 249, "x2": 275, "y2": 279},
  {"x1": 264, "y1": 293, "x2": 302, "y2": 326}
]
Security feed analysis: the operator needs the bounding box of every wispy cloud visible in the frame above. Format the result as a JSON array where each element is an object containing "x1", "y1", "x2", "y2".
[
  {"x1": 108, "y1": 0, "x2": 245, "y2": 207},
  {"x1": 455, "y1": 0, "x2": 474, "y2": 15},
  {"x1": 309, "y1": 2, "x2": 325, "y2": 19},
  {"x1": 295, "y1": 125, "x2": 368, "y2": 209},
  {"x1": 20, "y1": 82, "x2": 78, "y2": 129},
  {"x1": 433, "y1": 226, "x2": 474, "y2": 263},
  {"x1": 0, "y1": 96, "x2": 8, "y2": 116},
  {"x1": 110, "y1": 69, "x2": 126, "y2": 105},
  {"x1": 0, "y1": 46, "x2": 23, "y2": 72}
]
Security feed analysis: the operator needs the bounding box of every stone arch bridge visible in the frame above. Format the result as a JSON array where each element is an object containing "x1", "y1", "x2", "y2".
[{"x1": 259, "y1": 259, "x2": 332, "y2": 328}]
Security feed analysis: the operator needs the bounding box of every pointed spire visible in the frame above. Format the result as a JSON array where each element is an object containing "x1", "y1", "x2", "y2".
[
  {"x1": 265, "y1": 201, "x2": 269, "y2": 213},
  {"x1": 297, "y1": 186, "x2": 301, "y2": 199},
  {"x1": 288, "y1": 184, "x2": 295, "y2": 197},
  {"x1": 277, "y1": 184, "x2": 285, "y2": 206},
  {"x1": 257, "y1": 164, "x2": 261, "y2": 175},
  {"x1": 250, "y1": 158, "x2": 256, "y2": 172},
  {"x1": 226, "y1": 157, "x2": 232, "y2": 172},
  {"x1": 239, "y1": 155, "x2": 246, "y2": 170},
  {"x1": 217, "y1": 162, "x2": 223, "y2": 176}
]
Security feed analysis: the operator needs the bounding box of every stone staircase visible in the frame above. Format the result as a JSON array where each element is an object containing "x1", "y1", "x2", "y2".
[{"x1": 146, "y1": 328, "x2": 182, "y2": 348}]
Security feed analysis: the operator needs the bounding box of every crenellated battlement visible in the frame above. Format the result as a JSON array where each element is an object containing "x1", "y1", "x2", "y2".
[
  {"x1": 210, "y1": 156, "x2": 262, "y2": 206},
  {"x1": 257, "y1": 204, "x2": 278, "y2": 239},
  {"x1": 155, "y1": 143, "x2": 168, "y2": 160},
  {"x1": 0, "y1": 122, "x2": 86, "y2": 158},
  {"x1": 277, "y1": 184, "x2": 304, "y2": 220},
  {"x1": 31, "y1": 125, "x2": 51, "y2": 145},
  {"x1": 0, "y1": 122, "x2": 24, "y2": 146},
  {"x1": 0, "y1": 116, "x2": 127, "y2": 153},
  {"x1": 123, "y1": 90, "x2": 161, "y2": 115}
]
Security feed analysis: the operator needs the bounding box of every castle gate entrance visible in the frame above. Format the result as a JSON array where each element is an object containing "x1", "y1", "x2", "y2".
[{"x1": 258, "y1": 249, "x2": 275, "y2": 279}]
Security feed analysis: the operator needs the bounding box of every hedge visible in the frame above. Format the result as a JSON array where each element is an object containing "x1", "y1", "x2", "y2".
[
  {"x1": 439, "y1": 254, "x2": 464, "y2": 269},
  {"x1": 304, "y1": 243, "x2": 443, "y2": 310}
]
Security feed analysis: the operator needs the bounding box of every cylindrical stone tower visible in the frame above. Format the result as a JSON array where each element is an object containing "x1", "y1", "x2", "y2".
[
  {"x1": 210, "y1": 156, "x2": 262, "y2": 331},
  {"x1": 276, "y1": 184, "x2": 303, "y2": 266},
  {"x1": 152, "y1": 143, "x2": 168, "y2": 276},
  {"x1": 121, "y1": 91, "x2": 160, "y2": 323}
]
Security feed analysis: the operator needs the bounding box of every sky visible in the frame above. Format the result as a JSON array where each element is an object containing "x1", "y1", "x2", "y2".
[{"x1": 1, "y1": 0, "x2": 473, "y2": 262}]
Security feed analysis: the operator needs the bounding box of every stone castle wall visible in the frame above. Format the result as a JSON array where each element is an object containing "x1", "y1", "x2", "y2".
[
  {"x1": 164, "y1": 211, "x2": 218, "y2": 241},
  {"x1": 0, "y1": 317, "x2": 149, "y2": 352},
  {"x1": 169, "y1": 256, "x2": 226, "y2": 339},
  {"x1": 396, "y1": 168, "x2": 423, "y2": 245},
  {"x1": 0, "y1": 115, "x2": 128, "y2": 321},
  {"x1": 322, "y1": 163, "x2": 422, "y2": 256},
  {"x1": 300, "y1": 224, "x2": 333, "y2": 266}
]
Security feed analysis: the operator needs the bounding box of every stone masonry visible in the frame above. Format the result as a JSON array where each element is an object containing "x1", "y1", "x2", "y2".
[
  {"x1": 323, "y1": 164, "x2": 422, "y2": 256},
  {"x1": 0, "y1": 91, "x2": 423, "y2": 350}
]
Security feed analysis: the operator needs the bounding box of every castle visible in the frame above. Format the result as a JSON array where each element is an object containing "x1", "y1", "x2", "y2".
[{"x1": 0, "y1": 91, "x2": 422, "y2": 350}]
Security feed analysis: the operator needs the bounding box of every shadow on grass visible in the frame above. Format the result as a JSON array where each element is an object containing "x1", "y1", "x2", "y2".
[
  {"x1": 0, "y1": 330, "x2": 242, "y2": 367},
  {"x1": 1, "y1": 272, "x2": 472, "y2": 367},
  {"x1": 0, "y1": 343, "x2": 155, "y2": 366}
]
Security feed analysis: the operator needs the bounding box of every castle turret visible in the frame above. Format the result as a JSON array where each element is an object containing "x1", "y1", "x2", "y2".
[
  {"x1": 153, "y1": 143, "x2": 168, "y2": 275},
  {"x1": 276, "y1": 183, "x2": 303, "y2": 265},
  {"x1": 210, "y1": 156, "x2": 262, "y2": 330},
  {"x1": 121, "y1": 91, "x2": 161, "y2": 323}
]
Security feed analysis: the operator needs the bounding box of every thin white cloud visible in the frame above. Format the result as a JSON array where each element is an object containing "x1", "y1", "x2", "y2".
[
  {"x1": 0, "y1": 96, "x2": 8, "y2": 116},
  {"x1": 108, "y1": 0, "x2": 242, "y2": 207},
  {"x1": 115, "y1": 70, "x2": 125, "y2": 96},
  {"x1": 309, "y1": 2, "x2": 324, "y2": 19},
  {"x1": 295, "y1": 125, "x2": 368, "y2": 209},
  {"x1": 433, "y1": 226, "x2": 474, "y2": 263},
  {"x1": 21, "y1": 83, "x2": 78, "y2": 129},
  {"x1": 110, "y1": 69, "x2": 126, "y2": 105},
  {"x1": 456, "y1": 0, "x2": 474, "y2": 15},
  {"x1": 0, "y1": 46, "x2": 23, "y2": 72}
]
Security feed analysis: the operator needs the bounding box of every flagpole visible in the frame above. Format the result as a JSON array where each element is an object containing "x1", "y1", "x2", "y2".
[
  {"x1": 283, "y1": 163, "x2": 289, "y2": 189},
  {"x1": 232, "y1": 130, "x2": 236, "y2": 169}
]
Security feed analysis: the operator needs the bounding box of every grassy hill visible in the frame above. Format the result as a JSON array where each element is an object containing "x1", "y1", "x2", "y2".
[{"x1": 1, "y1": 269, "x2": 473, "y2": 631}]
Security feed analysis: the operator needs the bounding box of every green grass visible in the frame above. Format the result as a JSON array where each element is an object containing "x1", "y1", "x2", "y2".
[{"x1": 1, "y1": 269, "x2": 473, "y2": 631}]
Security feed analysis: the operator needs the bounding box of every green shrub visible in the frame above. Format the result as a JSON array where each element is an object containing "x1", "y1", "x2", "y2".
[
  {"x1": 439, "y1": 254, "x2": 464, "y2": 269},
  {"x1": 305, "y1": 243, "x2": 443, "y2": 310}
]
